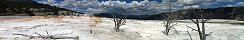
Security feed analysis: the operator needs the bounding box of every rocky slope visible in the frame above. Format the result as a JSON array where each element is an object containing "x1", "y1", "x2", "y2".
[
  {"x1": 0, "y1": 0, "x2": 81, "y2": 16},
  {"x1": 94, "y1": 6, "x2": 244, "y2": 20},
  {"x1": 147, "y1": 7, "x2": 244, "y2": 20}
]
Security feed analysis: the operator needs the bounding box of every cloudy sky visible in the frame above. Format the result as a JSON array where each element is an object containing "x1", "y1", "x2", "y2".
[{"x1": 34, "y1": 0, "x2": 244, "y2": 15}]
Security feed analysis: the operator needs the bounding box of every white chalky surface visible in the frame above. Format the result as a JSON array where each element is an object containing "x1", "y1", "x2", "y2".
[{"x1": 0, "y1": 16, "x2": 244, "y2": 40}]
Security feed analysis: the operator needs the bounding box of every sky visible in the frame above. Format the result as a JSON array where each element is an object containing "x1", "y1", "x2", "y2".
[{"x1": 34, "y1": 0, "x2": 244, "y2": 15}]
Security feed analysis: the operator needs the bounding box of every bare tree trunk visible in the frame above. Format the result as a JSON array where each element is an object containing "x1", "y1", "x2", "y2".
[
  {"x1": 187, "y1": 8, "x2": 212, "y2": 40},
  {"x1": 111, "y1": 5, "x2": 126, "y2": 32},
  {"x1": 186, "y1": 27, "x2": 193, "y2": 40},
  {"x1": 161, "y1": 0, "x2": 178, "y2": 35},
  {"x1": 13, "y1": 30, "x2": 79, "y2": 40}
]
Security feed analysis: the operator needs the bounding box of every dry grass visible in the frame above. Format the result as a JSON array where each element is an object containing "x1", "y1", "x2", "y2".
[
  {"x1": 0, "y1": 16, "x2": 66, "y2": 22},
  {"x1": 89, "y1": 16, "x2": 103, "y2": 32},
  {"x1": 0, "y1": 17, "x2": 33, "y2": 22}
]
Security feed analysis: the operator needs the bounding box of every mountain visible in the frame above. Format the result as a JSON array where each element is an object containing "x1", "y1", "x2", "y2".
[
  {"x1": 94, "y1": 6, "x2": 244, "y2": 20},
  {"x1": 146, "y1": 6, "x2": 244, "y2": 20},
  {"x1": 93, "y1": 13, "x2": 152, "y2": 19},
  {"x1": 0, "y1": 0, "x2": 82, "y2": 16}
]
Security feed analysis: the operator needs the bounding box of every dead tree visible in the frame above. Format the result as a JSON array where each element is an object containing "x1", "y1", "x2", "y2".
[
  {"x1": 230, "y1": 7, "x2": 244, "y2": 21},
  {"x1": 111, "y1": 5, "x2": 126, "y2": 32},
  {"x1": 13, "y1": 30, "x2": 79, "y2": 40},
  {"x1": 186, "y1": 8, "x2": 213, "y2": 40},
  {"x1": 186, "y1": 26, "x2": 193, "y2": 40},
  {"x1": 230, "y1": 7, "x2": 236, "y2": 19},
  {"x1": 162, "y1": 0, "x2": 179, "y2": 35},
  {"x1": 101, "y1": 0, "x2": 125, "y2": 32}
]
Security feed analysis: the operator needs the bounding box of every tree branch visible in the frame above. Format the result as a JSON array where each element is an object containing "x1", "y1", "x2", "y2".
[{"x1": 186, "y1": 25, "x2": 198, "y2": 31}]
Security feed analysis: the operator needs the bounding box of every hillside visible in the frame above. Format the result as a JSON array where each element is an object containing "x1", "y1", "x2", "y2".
[
  {"x1": 0, "y1": 0, "x2": 82, "y2": 16},
  {"x1": 146, "y1": 7, "x2": 244, "y2": 20},
  {"x1": 94, "y1": 6, "x2": 244, "y2": 20}
]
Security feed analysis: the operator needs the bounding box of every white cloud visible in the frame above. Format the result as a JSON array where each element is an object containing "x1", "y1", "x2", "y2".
[
  {"x1": 178, "y1": 0, "x2": 204, "y2": 5},
  {"x1": 184, "y1": 5, "x2": 201, "y2": 9},
  {"x1": 38, "y1": 0, "x2": 57, "y2": 5},
  {"x1": 47, "y1": 0, "x2": 56, "y2": 4},
  {"x1": 237, "y1": 2, "x2": 244, "y2": 6},
  {"x1": 35, "y1": 0, "x2": 243, "y2": 15},
  {"x1": 177, "y1": 0, "x2": 218, "y2": 6},
  {"x1": 224, "y1": 4, "x2": 235, "y2": 7},
  {"x1": 217, "y1": 0, "x2": 235, "y2": 2}
]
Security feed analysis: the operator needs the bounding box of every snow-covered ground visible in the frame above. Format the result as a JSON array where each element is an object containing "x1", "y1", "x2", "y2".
[{"x1": 0, "y1": 16, "x2": 244, "y2": 40}]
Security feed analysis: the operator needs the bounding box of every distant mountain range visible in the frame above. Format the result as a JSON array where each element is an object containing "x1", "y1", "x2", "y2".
[
  {"x1": 94, "y1": 6, "x2": 244, "y2": 20},
  {"x1": 0, "y1": 0, "x2": 82, "y2": 16}
]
